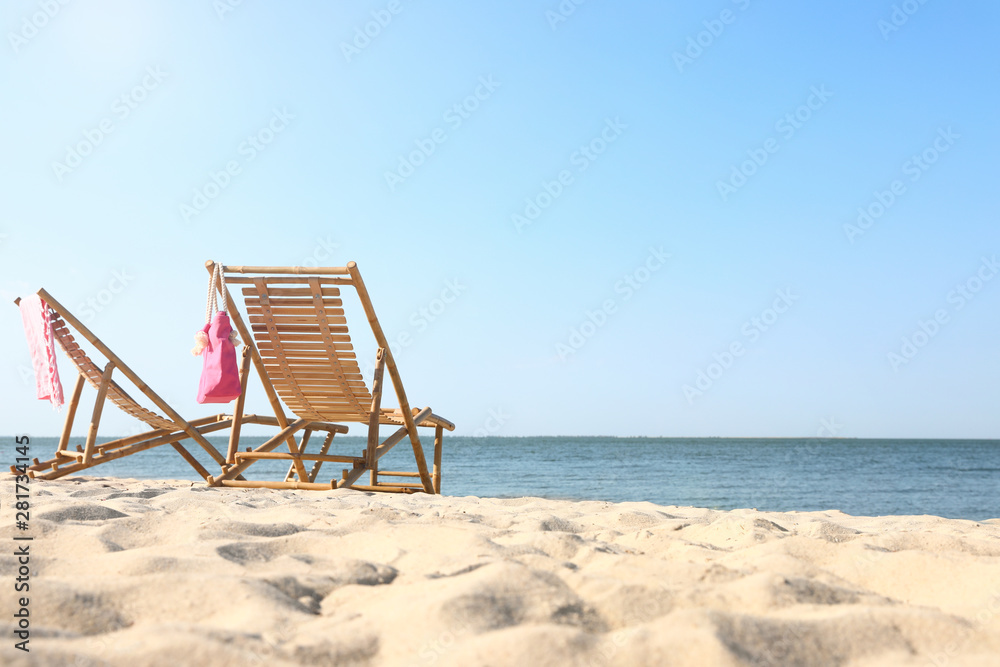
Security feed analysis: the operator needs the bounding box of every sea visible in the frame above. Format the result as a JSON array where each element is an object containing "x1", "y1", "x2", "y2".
[{"x1": 14, "y1": 436, "x2": 1000, "y2": 521}]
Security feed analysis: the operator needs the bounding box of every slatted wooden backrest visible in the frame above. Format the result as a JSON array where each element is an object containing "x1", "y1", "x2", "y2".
[
  {"x1": 48, "y1": 310, "x2": 177, "y2": 431},
  {"x1": 242, "y1": 277, "x2": 374, "y2": 423}
]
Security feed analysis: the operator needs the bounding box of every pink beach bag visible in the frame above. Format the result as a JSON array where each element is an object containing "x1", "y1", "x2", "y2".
[{"x1": 192, "y1": 263, "x2": 242, "y2": 403}]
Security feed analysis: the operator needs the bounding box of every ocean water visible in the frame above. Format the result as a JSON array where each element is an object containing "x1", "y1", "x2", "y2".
[{"x1": 13, "y1": 436, "x2": 1000, "y2": 521}]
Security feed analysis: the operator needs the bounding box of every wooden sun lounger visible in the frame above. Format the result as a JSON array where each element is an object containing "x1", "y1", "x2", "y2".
[
  {"x1": 203, "y1": 261, "x2": 455, "y2": 494},
  {"x1": 10, "y1": 289, "x2": 262, "y2": 482}
]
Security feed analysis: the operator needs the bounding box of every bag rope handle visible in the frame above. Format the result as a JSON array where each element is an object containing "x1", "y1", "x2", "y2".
[
  {"x1": 193, "y1": 262, "x2": 239, "y2": 355},
  {"x1": 204, "y1": 262, "x2": 231, "y2": 322}
]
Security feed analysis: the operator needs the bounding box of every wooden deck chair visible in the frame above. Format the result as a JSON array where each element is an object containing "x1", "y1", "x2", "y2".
[
  {"x1": 10, "y1": 289, "x2": 276, "y2": 482},
  {"x1": 203, "y1": 261, "x2": 455, "y2": 494}
]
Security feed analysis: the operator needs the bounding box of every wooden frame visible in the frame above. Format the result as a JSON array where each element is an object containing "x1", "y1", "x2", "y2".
[
  {"x1": 11, "y1": 291, "x2": 259, "y2": 481},
  {"x1": 204, "y1": 261, "x2": 455, "y2": 494}
]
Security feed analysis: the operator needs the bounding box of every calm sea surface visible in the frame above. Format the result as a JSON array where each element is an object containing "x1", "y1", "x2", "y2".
[{"x1": 16, "y1": 436, "x2": 1000, "y2": 521}]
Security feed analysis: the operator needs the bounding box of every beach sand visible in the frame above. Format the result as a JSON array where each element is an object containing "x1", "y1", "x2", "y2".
[{"x1": 2, "y1": 477, "x2": 998, "y2": 666}]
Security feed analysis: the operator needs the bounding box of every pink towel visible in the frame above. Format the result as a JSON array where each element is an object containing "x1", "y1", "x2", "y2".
[{"x1": 19, "y1": 295, "x2": 64, "y2": 409}]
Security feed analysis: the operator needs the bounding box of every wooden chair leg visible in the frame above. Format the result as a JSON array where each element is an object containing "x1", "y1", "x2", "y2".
[
  {"x1": 171, "y1": 443, "x2": 212, "y2": 480},
  {"x1": 308, "y1": 431, "x2": 336, "y2": 483},
  {"x1": 285, "y1": 430, "x2": 312, "y2": 482},
  {"x1": 57, "y1": 373, "x2": 86, "y2": 455},
  {"x1": 83, "y1": 362, "x2": 115, "y2": 464},
  {"x1": 367, "y1": 348, "x2": 385, "y2": 486},
  {"x1": 226, "y1": 346, "x2": 252, "y2": 465},
  {"x1": 433, "y1": 424, "x2": 443, "y2": 494}
]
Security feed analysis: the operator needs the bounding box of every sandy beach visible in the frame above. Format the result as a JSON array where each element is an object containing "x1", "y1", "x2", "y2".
[{"x1": 2, "y1": 477, "x2": 998, "y2": 666}]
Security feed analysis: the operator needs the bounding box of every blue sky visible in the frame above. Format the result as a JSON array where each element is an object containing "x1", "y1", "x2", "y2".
[{"x1": 2, "y1": 0, "x2": 998, "y2": 439}]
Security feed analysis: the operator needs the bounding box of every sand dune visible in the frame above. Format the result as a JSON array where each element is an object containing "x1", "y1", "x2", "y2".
[{"x1": 1, "y1": 477, "x2": 998, "y2": 666}]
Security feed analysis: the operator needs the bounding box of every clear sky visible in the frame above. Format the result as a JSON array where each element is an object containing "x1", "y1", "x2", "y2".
[{"x1": 2, "y1": 1, "x2": 998, "y2": 439}]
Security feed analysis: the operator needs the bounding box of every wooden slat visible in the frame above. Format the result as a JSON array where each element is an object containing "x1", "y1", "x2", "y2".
[
  {"x1": 267, "y1": 371, "x2": 366, "y2": 380},
  {"x1": 269, "y1": 369, "x2": 365, "y2": 380},
  {"x1": 258, "y1": 339, "x2": 355, "y2": 350},
  {"x1": 254, "y1": 332, "x2": 352, "y2": 343},
  {"x1": 264, "y1": 369, "x2": 363, "y2": 381},
  {"x1": 284, "y1": 404, "x2": 368, "y2": 414},
  {"x1": 227, "y1": 276, "x2": 351, "y2": 285},
  {"x1": 258, "y1": 343, "x2": 356, "y2": 353},
  {"x1": 286, "y1": 393, "x2": 370, "y2": 403},
  {"x1": 272, "y1": 388, "x2": 365, "y2": 399},
  {"x1": 246, "y1": 297, "x2": 343, "y2": 308},
  {"x1": 262, "y1": 358, "x2": 362, "y2": 370},
  {"x1": 293, "y1": 410, "x2": 366, "y2": 421},
  {"x1": 264, "y1": 371, "x2": 363, "y2": 380},
  {"x1": 251, "y1": 323, "x2": 349, "y2": 333},
  {"x1": 225, "y1": 265, "x2": 351, "y2": 275},
  {"x1": 265, "y1": 361, "x2": 361, "y2": 372},
  {"x1": 243, "y1": 286, "x2": 342, "y2": 297},
  {"x1": 280, "y1": 399, "x2": 367, "y2": 409},
  {"x1": 270, "y1": 376, "x2": 368, "y2": 388},
  {"x1": 280, "y1": 404, "x2": 367, "y2": 415},
  {"x1": 273, "y1": 388, "x2": 370, "y2": 399},
  {"x1": 249, "y1": 314, "x2": 349, "y2": 325},
  {"x1": 279, "y1": 389, "x2": 370, "y2": 399},
  {"x1": 278, "y1": 392, "x2": 369, "y2": 402},
  {"x1": 248, "y1": 306, "x2": 346, "y2": 317}
]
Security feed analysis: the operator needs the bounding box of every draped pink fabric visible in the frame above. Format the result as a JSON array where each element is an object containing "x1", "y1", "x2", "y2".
[{"x1": 19, "y1": 295, "x2": 64, "y2": 409}]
